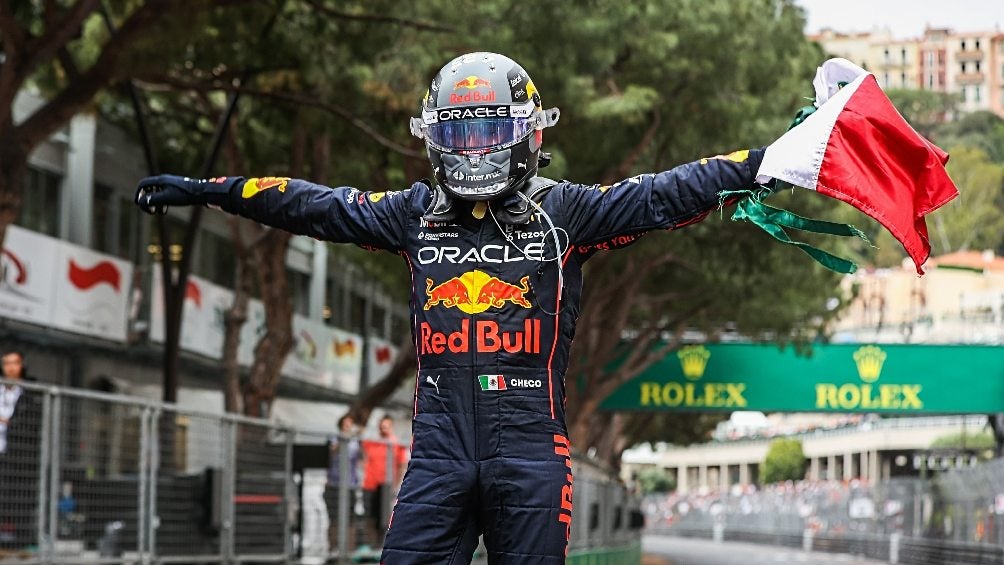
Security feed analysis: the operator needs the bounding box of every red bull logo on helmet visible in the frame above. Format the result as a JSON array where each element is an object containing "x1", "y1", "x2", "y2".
[
  {"x1": 453, "y1": 75, "x2": 492, "y2": 90},
  {"x1": 424, "y1": 269, "x2": 532, "y2": 314},
  {"x1": 450, "y1": 75, "x2": 496, "y2": 104}
]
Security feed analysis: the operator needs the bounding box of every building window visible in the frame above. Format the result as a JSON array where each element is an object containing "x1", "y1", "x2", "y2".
[
  {"x1": 961, "y1": 62, "x2": 967, "y2": 73},
  {"x1": 324, "y1": 277, "x2": 337, "y2": 325},
  {"x1": 883, "y1": 72, "x2": 890, "y2": 87},
  {"x1": 927, "y1": 52, "x2": 934, "y2": 65},
  {"x1": 974, "y1": 86, "x2": 981, "y2": 103},
  {"x1": 92, "y1": 183, "x2": 135, "y2": 260},
  {"x1": 960, "y1": 86, "x2": 967, "y2": 102},
  {"x1": 961, "y1": 39, "x2": 966, "y2": 51},
  {"x1": 975, "y1": 61, "x2": 981, "y2": 72},
  {"x1": 21, "y1": 167, "x2": 61, "y2": 236},
  {"x1": 195, "y1": 230, "x2": 236, "y2": 288},
  {"x1": 900, "y1": 72, "x2": 906, "y2": 87},
  {"x1": 927, "y1": 73, "x2": 934, "y2": 89},
  {"x1": 901, "y1": 48, "x2": 907, "y2": 63},
  {"x1": 975, "y1": 39, "x2": 980, "y2": 50},
  {"x1": 288, "y1": 268, "x2": 311, "y2": 317}
]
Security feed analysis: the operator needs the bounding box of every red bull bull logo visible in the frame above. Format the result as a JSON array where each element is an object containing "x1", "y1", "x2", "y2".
[
  {"x1": 424, "y1": 270, "x2": 531, "y2": 314},
  {"x1": 453, "y1": 75, "x2": 492, "y2": 90}
]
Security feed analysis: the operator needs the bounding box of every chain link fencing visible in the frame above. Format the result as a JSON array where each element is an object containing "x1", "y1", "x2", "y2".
[{"x1": 0, "y1": 379, "x2": 640, "y2": 564}]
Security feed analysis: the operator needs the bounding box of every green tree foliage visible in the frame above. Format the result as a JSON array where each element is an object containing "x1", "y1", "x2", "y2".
[
  {"x1": 761, "y1": 438, "x2": 806, "y2": 484},
  {"x1": 637, "y1": 466, "x2": 676, "y2": 494},
  {"x1": 928, "y1": 147, "x2": 1004, "y2": 255},
  {"x1": 935, "y1": 111, "x2": 1004, "y2": 165},
  {"x1": 929, "y1": 431, "x2": 996, "y2": 451},
  {"x1": 886, "y1": 88, "x2": 960, "y2": 138}
]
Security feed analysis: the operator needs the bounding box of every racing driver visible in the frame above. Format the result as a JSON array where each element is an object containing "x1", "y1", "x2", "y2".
[{"x1": 136, "y1": 52, "x2": 769, "y2": 564}]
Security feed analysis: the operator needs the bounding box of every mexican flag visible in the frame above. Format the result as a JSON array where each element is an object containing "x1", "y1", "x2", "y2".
[
  {"x1": 756, "y1": 58, "x2": 959, "y2": 275},
  {"x1": 478, "y1": 375, "x2": 506, "y2": 391}
]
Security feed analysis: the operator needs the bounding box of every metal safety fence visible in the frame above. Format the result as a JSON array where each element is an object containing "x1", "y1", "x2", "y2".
[
  {"x1": 644, "y1": 458, "x2": 1004, "y2": 564},
  {"x1": 0, "y1": 379, "x2": 641, "y2": 564}
]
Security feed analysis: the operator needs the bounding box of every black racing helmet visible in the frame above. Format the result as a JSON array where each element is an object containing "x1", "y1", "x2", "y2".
[{"x1": 410, "y1": 52, "x2": 560, "y2": 201}]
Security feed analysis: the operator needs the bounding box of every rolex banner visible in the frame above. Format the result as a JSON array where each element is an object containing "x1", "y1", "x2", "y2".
[{"x1": 601, "y1": 343, "x2": 1004, "y2": 413}]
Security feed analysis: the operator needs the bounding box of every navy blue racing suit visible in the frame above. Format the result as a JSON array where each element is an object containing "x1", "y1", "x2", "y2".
[{"x1": 211, "y1": 148, "x2": 765, "y2": 564}]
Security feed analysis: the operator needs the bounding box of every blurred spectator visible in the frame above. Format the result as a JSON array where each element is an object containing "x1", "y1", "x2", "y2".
[
  {"x1": 0, "y1": 348, "x2": 41, "y2": 550},
  {"x1": 324, "y1": 414, "x2": 362, "y2": 550},
  {"x1": 57, "y1": 481, "x2": 83, "y2": 538},
  {"x1": 361, "y1": 416, "x2": 407, "y2": 546}
]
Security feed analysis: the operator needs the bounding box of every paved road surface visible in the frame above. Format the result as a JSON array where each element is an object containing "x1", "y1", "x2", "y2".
[{"x1": 644, "y1": 535, "x2": 890, "y2": 565}]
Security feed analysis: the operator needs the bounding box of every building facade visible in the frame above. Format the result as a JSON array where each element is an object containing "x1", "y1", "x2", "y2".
[
  {"x1": 623, "y1": 415, "x2": 988, "y2": 494},
  {"x1": 4, "y1": 88, "x2": 414, "y2": 438},
  {"x1": 810, "y1": 27, "x2": 1004, "y2": 118}
]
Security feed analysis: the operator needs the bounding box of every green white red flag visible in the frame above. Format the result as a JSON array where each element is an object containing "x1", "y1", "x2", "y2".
[{"x1": 756, "y1": 58, "x2": 959, "y2": 274}]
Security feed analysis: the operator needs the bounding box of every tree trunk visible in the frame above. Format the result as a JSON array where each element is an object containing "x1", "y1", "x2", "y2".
[
  {"x1": 220, "y1": 121, "x2": 258, "y2": 413},
  {"x1": 222, "y1": 218, "x2": 258, "y2": 413},
  {"x1": 348, "y1": 337, "x2": 416, "y2": 426},
  {"x1": 0, "y1": 145, "x2": 27, "y2": 251},
  {"x1": 243, "y1": 229, "x2": 294, "y2": 418},
  {"x1": 240, "y1": 116, "x2": 308, "y2": 418}
]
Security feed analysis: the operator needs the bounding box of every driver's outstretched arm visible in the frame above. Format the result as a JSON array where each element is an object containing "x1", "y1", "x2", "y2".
[
  {"x1": 557, "y1": 147, "x2": 766, "y2": 247},
  {"x1": 135, "y1": 175, "x2": 417, "y2": 251}
]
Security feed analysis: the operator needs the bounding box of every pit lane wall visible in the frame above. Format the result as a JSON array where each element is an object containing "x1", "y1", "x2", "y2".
[
  {"x1": 0, "y1": 379, "x2": 642, "y2": 564},
  {"x1": 644, "y1": 458, "x2": 1004, "y2": 565}
]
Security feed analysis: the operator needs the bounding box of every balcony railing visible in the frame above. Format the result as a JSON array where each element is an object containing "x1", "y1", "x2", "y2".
[{"x1": 955, "y1": 50, "x2": 985, "y2": 62}]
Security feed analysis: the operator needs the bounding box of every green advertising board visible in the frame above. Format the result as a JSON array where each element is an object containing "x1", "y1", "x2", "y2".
[{"x1": 600, "y1": 343, "x2": 1004, "y2": 413}]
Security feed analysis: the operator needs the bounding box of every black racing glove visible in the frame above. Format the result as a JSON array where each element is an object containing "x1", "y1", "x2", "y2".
[{"x1": 134, "y1": 174, "x2": 242, "y2": 215}]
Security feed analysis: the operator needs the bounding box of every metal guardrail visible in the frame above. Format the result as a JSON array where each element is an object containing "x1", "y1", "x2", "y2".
[
  {"x1": 701, "y1": 414, "x2": 990, "y2": 447},
  {"x1": 0, "y1": 379, "x2": 641, "y2": 564},
  {"x1": 645, "y1": 459, "x2": 1004, "y2": 564}
]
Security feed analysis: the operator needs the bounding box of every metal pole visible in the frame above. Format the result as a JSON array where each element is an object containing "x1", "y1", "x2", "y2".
[
  {"x1": 283, "y1": 428, "x2": 294, "y2": 562},
  {"x1": 138, "y1": 406, "x2": 149, "y2": 564},
  {"x1": 148, "y1": 408, "x2": 161, "y2": 562},
  {"x1": 384, "y1": 438, "x2": 394, "y2": 537},
  {"x1": 337, "y1": 434, "x2": 350, "y2": 565},
  {"x1": 35, "y1": 391, "x2": 51, "y2": 559},
  {"x1": 47, "y1": 393, "x2": 62, "y2": 564},
  {"x1": 222, "y1": 420, "x2": 238, "y2": 564}
]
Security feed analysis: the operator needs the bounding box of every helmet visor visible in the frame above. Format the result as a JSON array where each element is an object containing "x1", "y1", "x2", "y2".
[{"x1": 426, "y1": 118, "x2": 535, "y2": 151}]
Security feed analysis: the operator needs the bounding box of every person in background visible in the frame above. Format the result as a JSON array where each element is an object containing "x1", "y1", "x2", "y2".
[
  {"x1": 0, "y1": 349, "x2": 40, "y2": 551},
  {"x1": 324, "y1": 414, "x2": 362, "y2": 552},
  {"x1": 360, "y1": 415, "x2": 407, "y2": 547}
]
